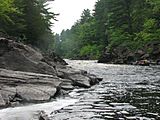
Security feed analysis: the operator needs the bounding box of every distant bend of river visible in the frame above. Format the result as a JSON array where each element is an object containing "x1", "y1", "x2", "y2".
[{"x1": 0, "y1": 60, "x2": 160, "y2": 120}]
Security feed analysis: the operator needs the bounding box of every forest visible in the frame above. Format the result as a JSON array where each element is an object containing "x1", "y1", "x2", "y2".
[
  {"x1": 54, "y1": 0, "x2": 160, "y2": 61},
  {"x1": 0, "y1": 0, "x2": 160, "y2": 62},
  {"x1": 0, "y1": 0, "x2": 57, "y2": 51},
  {"x1": 0, "y1": 1, "x2": 160, "y2": 119}
]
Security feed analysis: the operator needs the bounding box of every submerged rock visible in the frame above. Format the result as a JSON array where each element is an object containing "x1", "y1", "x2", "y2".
[
  {"x1": 39, "y1": 111, "x2": 50, "y2": 120},
  {"x1": 0, "y1": 94, "x2": 6, "y2": 107}
]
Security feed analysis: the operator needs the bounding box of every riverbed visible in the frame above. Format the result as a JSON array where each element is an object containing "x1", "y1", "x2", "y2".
[{"x1": 0, "y1": 60, "x2": 160, "y2": 120}]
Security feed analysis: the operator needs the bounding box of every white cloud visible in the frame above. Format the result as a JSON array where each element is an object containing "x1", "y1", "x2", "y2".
[{"x1": 48, "y1": 0, "x2": 97, "y2": 34}]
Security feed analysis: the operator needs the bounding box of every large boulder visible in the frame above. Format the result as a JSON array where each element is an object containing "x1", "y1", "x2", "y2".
[
  {"x1": 69, "y1": 74, "x2": 91, "y2": 88},
  {"x1": 0, "y1": 38, "x2": 57, "y2": 75},
  {"x1": 0, "y1": 68, "x2": 61, "y2": 107},
  {"x1": 0, "y1": 66, "x2": 102, "y2": 108},
  {"x1": 98, "y1": 52, "x2": 114, "y2": 63},
  {"x1": 0, "y1": 37, "x2": 103, "y2": 108},
  {"x1": 43, "y1": 52, "x2": 67, "y2": 66},
  {"x1": 57, "y1": 67, "x2": 102, "y2": 88},
  {"x1": 16, "y1": 85, "x2": 57, "y2": 102}
]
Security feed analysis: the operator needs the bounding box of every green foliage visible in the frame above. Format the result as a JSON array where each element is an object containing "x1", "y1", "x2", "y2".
[
  {"x1": 80, "y1": 9, "x2": 92, "y2": 24},
  {"x1": 1, "y1": 0, "x2": 159, "y2": 56},
  {"x1": 108, "y1": 29, "x2": 133, "y2": 50},
  {"x1": 104, "y1": 0, "x2": 159, "y2": 52},
  {"x1": 0, "y1": 0, "x2": 57, "y2": 52},
  {"x1": 54, "y1": 0, "x2": 160, "y2": 59},
  {"x1": 0, "y1": 0, "x2": 18, "y2": 23},
  {"x1": 135, "y1": 19, "x2": 160, "y2": 43},
  {"x1": 0, "y1": 0, "x2": 21, "y2": 33},
  {"x1": 94, "y1": 0, "x2": 108, "y2": 45},
  {"x1": 55, "y1": 9, "x2": 102, "y2": 59},
  {"x1": 80, "y1": 45, "x2": 103, "y2": 59},
  {"x1": 22, "y1": 0, "x2": 57, "y2": 51},
  {"x1": 144, "y1": 19, "x2": 156, "y2": 31}
]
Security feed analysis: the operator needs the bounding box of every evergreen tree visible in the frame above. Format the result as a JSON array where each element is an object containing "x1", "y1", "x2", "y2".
[
  {"x1": 55, "y1": 0, "x2": 160, "y2": 59},
  {"x1": 0, "y1": 0, "x2": 20, "y2": 34},
  {"x1": 0, "y1": 0, "x2": 57, "y2": 51},
  {"x1": 22, "y1": 0, "x2": 57, "y2": 50},
  {"x1": 80, "y1": 9, "x2": 92, "y2": 24},
  {"x1": 94, "y1": 0, "x2": 108, "y2": 45}
]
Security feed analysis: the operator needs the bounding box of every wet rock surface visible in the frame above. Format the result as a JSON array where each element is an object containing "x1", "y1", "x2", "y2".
[
  {"x1": 39, "y1": 111, "x2": 50, "y2": 120},
  {"x1": 0, "y1": 37, "x2": 160, "y2": 120},
  {"x1": 48, "y1": 60, "x2": 160, "y2": 120},
  {"x1": 0, "y1": 38, "x2": 102, "y2": 109},
  {"x1": 0, "y1": 69, "x2": 61, "y2": 107},
  {"x1": 0, "y1": 67, "x2": 101, "y2": 108}
]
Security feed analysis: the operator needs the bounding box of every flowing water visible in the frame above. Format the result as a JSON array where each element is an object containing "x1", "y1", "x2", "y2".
[
  {"x1": 0, "y1": 98, "x2": 78, "y2": 120},
  {"x1": 0, "y1": 60, "x2": 160, "y2": 120}
]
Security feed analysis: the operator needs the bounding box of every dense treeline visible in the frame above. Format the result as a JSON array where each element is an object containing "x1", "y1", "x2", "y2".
[
  {"x1": 0, "y1": 0, "x2": 57, "y2": 51},
  {"x1": 55, "y1": 0, "x2": 160, "y2": 60}
]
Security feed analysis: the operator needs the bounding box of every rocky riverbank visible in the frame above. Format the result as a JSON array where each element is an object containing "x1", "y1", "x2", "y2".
[
  {"x1": 98, "y1": 41, "x2": 160, "y2": 65},
  {"x1": 0, "y1": 38, "x2": 102, "y2": 109}
]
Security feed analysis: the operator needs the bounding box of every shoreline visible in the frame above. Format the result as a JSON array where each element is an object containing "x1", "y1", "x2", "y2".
[{"x1": 0, "y1": 38, "x2": 102, "y2": 111}]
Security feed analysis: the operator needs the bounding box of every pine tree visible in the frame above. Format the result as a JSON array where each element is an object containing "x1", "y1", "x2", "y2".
[
  {"x1": 0, "y1": 0, "x2": 20, "y2": 34},
  {"x1": 21, "y1": 0, "x2": 57, "y2": 51}
]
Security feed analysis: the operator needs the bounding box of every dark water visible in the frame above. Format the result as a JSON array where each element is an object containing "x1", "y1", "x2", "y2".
[
  {"x1": 50, "y1": 60, "x2": 160, "y2": 120},
  {"x1": 0, "y1": 60, "x2": 160, "y2": 120}
]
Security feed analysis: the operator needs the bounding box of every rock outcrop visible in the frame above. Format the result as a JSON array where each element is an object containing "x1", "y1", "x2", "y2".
[
  {"x1": 0, "y1": 38, "x2": 102, "y2": 108},
  {"x1": 0, "y1": 68, "x2": 61, "y2": 107},
  {"x1": 0, "y1": 38, "x2": 57, "y2": 75},
  {"x1": 98, "y1": 41, "x2": 160, "y2": 65}
]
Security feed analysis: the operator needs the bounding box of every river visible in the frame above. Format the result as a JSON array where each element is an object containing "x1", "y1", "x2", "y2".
[{"x1": 0, "y1": 60, "x2": 160, "y2": 120}]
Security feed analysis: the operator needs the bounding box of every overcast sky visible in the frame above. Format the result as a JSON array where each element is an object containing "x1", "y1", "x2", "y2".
[{"x1": 49, "y1": 0, "x2": 97, "y2": 34}]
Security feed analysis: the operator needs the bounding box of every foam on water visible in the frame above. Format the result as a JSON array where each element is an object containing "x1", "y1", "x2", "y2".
[{"x1": 0, "y1": 98, "x2": 78, "y2": 120}]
